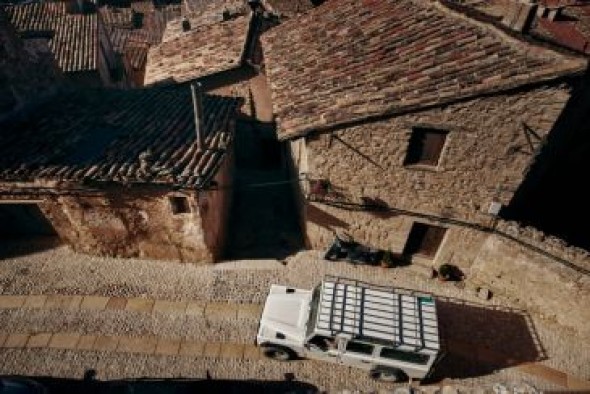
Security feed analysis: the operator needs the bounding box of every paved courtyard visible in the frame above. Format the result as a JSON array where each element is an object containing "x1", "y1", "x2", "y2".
[{"x1": 0, "y1": 238, "x2": 589, "y2": 393}]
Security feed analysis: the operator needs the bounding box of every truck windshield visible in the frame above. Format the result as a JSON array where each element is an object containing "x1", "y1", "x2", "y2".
[{"x1": 306, "y1": 284, "x2": 321, "y2": 337}]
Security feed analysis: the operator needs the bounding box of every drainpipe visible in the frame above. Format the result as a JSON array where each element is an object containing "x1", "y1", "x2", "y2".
[{"x1": 190, "y1": 82, "x2": 205, "y2": 150}]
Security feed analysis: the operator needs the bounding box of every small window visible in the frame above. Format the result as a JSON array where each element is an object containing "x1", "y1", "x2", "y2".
[
  {"x1": 404, "y1": 127, "x2": 448, "y2": 167},
  {"x1": 345, "y1": 341, "x2": 374, "y2": 355},
  {"x1": 169, "y1": 196, "x2": 190, "y2": 214},
  {"x1": 380, "y1": 347, "x2": 430, "y2": 365}
]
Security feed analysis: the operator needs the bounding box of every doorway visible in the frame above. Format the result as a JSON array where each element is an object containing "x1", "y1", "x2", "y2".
[
  {"x1": 0, "y1": 204, "x2": 57, "y2": 238},
  {"x1": 402, "y1": 222, "x2": 446, "y2": 259}
]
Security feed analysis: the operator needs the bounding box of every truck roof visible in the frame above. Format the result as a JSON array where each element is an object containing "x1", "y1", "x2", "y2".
[{"x1": 314, "y1": 276, "x2": 440, "y2": 353}]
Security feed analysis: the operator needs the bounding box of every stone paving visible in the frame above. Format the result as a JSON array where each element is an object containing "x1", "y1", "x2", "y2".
[{"x1": 0, "y1": 240, "x2": 589, "y2": 392}]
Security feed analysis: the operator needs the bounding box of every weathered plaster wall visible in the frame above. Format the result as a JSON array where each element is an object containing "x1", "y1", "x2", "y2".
[
  {"x1": 37, "y1": 188, "x2": 217, "y2": 263},
  {"x1": 200, "y1": 144, "x2": 234, "y2": 261},
  {"x1": 293, "y1": 85, "x2": 571, "y2": 258}
]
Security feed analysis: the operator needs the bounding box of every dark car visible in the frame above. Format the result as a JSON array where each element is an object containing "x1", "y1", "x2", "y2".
[{"x1": 0, "y1": 377, "x2": 48, "y2": 394}]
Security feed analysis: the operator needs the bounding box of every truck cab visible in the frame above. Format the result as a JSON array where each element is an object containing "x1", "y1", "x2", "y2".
[{"x1": 256, "y1": 276, "x2": 442, "y2": 382}]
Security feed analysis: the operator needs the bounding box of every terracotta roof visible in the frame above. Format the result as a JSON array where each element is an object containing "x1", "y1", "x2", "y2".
[
  {"x1": 0, "y1": 87, "x2": 241, "y2": 189},
  {"x1": 263, "y1": 0, "x2": 315, "y2": 17},
  {"x1": 100, "y1": 2, "x2": 182, "y2": 43},
  {"x1": 107, "y1": 27, "x2": 149, "y2": 69},
  {"x1": 262, "y1": 0, "x2": 588, "y2": 140},
  {"x1": 163, "y1": 1, "x2": 247, "y2": 42},
  {"x1": 182, "y1": 0, "x2": 246, "y2": 18},
  {"x1": 144, "y1": 13, "x2": 251, "y2": 85},
  {"x1": 532, "y1": 2, "x2": 590, "y2": 54},
  {"x1": 99, "y1": 3, "x2": 181, "y2": 73},
  {"x1": 6, "y1": 3, "x2": 98, "y2": 73}
]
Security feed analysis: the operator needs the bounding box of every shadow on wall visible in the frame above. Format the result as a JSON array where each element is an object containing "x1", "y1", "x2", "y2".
[
  {"x1": 2, "y1": 373, "x2": 319, "y2": 394},
  {"x1": 428, "y1": 299, "x2": 546, "y2": 382},
  {"x1": 306, "y1": 203, "x2": 350, "y2": 230}
]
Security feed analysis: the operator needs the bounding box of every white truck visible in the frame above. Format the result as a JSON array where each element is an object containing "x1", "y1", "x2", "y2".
[{"x1": 255, "y1": 276, "x2": 442, "y2": 382}]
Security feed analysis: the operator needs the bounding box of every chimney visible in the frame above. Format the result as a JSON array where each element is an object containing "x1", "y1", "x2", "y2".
[
  {"x1": 190, "y1": 82, "x2": 205, "y2": 150},
  {"x1": 502, "y1": 0, "x2": 538, "y2": 33},
  {"x1": 182, "y1": 17, "x2": 191, "y2": 32}
]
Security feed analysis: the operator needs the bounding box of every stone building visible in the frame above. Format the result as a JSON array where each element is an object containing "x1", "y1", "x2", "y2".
[
  {"x1": 0, "y1": 85, "x2": 241, "y2": 263},
  {"x1": 5, "y1": 1, "x2": 128, "y2": 88},
  {"x1": 0, "y1": 7, "x2": 62, "y2": 122},
  {"x1": 261, "y1": 0, "x2": 589, "y2": 272},
  {"x1": 144, "y1": 1, "x2": 253, "y2": 86},
  {"x1": 99, "y1": 1, "x2": 182, "y2": 87}
]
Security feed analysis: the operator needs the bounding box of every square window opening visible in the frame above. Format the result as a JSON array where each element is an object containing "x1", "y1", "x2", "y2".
[
  {"x1": 404, "y1": 127, "x2": 448, "y2": 167},
  {"x1": 169, "y1": 196, "x2": 191, "y2": 215}
]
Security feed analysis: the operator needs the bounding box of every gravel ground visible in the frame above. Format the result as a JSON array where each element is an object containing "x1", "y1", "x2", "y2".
[{"x1": 0, "y1": 239, "x2": 588, "y2": 390}]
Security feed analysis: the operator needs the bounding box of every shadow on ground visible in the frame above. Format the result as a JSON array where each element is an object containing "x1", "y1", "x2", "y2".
[
  {"x1": 224, "y1": 120, "x2": 304, "y2": 260},
  {"x1": 2, "y1": 374, "x2": 319, "y2": 394},
  {"x1": 426, "y1": 299, "x2": 546, "y2": 383},
  {"x1": 0, "y1": 237, "x2": 62, "y2": 260}
]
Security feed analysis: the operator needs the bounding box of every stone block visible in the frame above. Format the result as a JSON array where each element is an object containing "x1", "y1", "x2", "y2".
[
  {"x1": 4, "y1": 334, "x2": 30, "y2": 348},
  {"x1": 80, "y1": 296, "x2": 109, "y2": 310},
  {"x1": 516, "y1": 363, "x2": 567, "y2": 387},
  {"x1": 237, "y1": 304, "x2": 263, "y2": 319},
  {"x1": 205, "y1": 303, "x2": 237, "y2": 319},
  {"x1": 117, "y1": 336, "x2": 156, "y2": 354},
  {"x1": 567, "y1": 375, "x2": 590, "y2": 390},
  {"x1": 153, "y1": 300, "x2": 188, "y2": 315},
  {"x1": 0, "y1": 295, "x2": 26, "y2": 309},
  {"x1": 125, "y1": 298, "x2": 155, "y2": 314},
  {"x1": 26, "y1": 333, "x2": 52, "y2": 348},
  {"x1": 202, "y1": 342, "x2": 221, "y2": 358},
  {"x1": 93, "y1": 336, "x2": 120, "y2": 352},
  {"x1": 477, "y1": 287, "x2": 492, "y2": 301},
  {"x1": 44, "y1": 295, "x2": 82, "y2": 310},
  {"x1": 155, "y1": 338, "x2": 181, "y2": 356},
  {"x1": 49, "y1": 333, "x2": 80, "y2": 349},
  {"x1": 243, "y1": 344, "x2": 263, "y2": 360},
  {"x1": 219, "y1": 343, "x2": 245, "y2": 359},
  {"x1": 77, "y1": 335, "x2": 97, "y2": 350},
  {"x1": 22, "y1": 295, "x2": 47, "y2": 309},
  {"x1": 179, "y1": 340, "x2": 204, "y2": 357},
  {"x1": 106, "y1": 297, "x2": 127, "y2": 310},
  {"x1": 0, "y1": 333, "x2": 7, "y2": 346},
  {"x1": 185, "y1": 301, "x2": 206, "y2": 317}
]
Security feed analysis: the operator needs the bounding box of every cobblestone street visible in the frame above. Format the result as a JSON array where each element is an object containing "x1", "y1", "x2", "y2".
[{"x1": 0, "y1": 240, "x2": 589, "y2": 392}]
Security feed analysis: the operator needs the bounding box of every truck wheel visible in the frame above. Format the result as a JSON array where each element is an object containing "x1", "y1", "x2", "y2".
[
  {"x1": 262, "y1": 345, "x2": 295, "y2": 361},
  {"x1": 369, "y1": 368, "x2": 406, "y2": 382}
]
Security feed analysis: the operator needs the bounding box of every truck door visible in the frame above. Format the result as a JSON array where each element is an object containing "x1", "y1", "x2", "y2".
[{"x1": 340, "y1": 340, "x2": 375, "y2": 371}]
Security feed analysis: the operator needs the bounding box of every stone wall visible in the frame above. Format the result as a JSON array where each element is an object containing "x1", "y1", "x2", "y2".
[
  {"x1": 469, "y1": 234, "x2": 590, "y2": 336},
  {"x1": 199, "y1": 143, "x2": 235, "y2": 261},
  {"x1": 292, "y1": 84, "x2": 572, "y2": 257},
  {"x1": 37, "y1": 187, "x2": 217, "y2": 263},
  {"x1": 495, "y1": 219, "x2": 590, "y2": 273}
]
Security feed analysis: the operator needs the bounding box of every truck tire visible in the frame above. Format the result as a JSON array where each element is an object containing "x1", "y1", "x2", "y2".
[
  {"x1": 262, "y1": 345, "x2": 296, "y2": 361},
  {"x1": 369, "y1": 367, "x2": 407, "y2": 382}
]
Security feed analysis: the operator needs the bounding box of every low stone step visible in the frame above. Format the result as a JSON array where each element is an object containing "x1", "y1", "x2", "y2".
[
  {"x1": 0, "y1": 295, "x2": 263, "y2": 319},
  {"x1": 0, "y1": 331, "x2": 264, "y2": 360}
]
